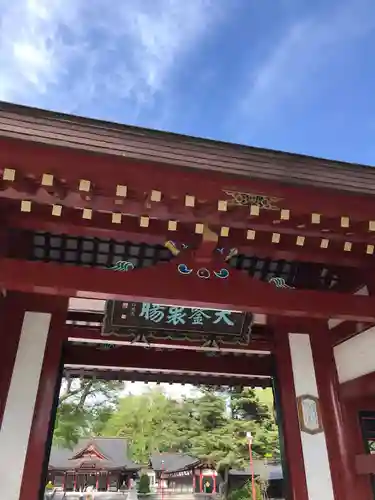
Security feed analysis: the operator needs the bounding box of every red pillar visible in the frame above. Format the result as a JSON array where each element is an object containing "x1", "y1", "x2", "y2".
[
  {"x1": 0, "y1": 293, "x2": 27, "y2": 428},
  {"x1": 199, "y1": 472, "x2": 203, "y2": 493},
  {"x1": 273, "y1": 327, "x2": 309, "y2": 500},
  {"x1": 310, "y1": 325, "x2": 356, "y2": 500},
  {"x1": 18, "y1": 296, "x2": 68, "y2": 500}
]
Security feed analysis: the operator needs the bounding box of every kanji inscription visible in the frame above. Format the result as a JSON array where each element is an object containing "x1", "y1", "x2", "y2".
[{"x1": 102, "y1": 300, "x2": 252, "y2": 344}]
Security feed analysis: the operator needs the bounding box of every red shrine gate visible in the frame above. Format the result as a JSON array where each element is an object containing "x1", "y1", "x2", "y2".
[{"x1": 2, "y1": 103, "x2": 375, "y2": 500}]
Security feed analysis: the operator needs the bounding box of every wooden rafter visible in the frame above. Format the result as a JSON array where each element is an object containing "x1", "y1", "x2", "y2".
[
  {"x1": 63, "y1": 368, "x2": 271, "y2": 387},
  {"x1": 3, "y1": 134, "x2": 375, "y2": 227},
  {"x1": 3, "y1": 204, "x2": 375, "y2": 269}
]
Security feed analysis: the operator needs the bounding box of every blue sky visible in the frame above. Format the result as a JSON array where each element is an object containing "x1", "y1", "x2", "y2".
[{"x1": 1, "y1": 0, "x2": 375, "y2": 165}]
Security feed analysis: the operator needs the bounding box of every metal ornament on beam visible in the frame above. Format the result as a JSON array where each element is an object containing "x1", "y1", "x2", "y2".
[
  {"x1": 296, "y1": 394, "x2": 323, "y2": 435},
  {"x1": 222, "y1": 189, "x2": 282, "y2": 211}
]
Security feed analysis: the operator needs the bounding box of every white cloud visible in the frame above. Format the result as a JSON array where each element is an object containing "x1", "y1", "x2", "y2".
[
  {"x1": 0, "y1": 0, "x2": 221, "y2": 115},
  {"x1": 237, "y1": 0, "x2": 375, "y2": 135}
]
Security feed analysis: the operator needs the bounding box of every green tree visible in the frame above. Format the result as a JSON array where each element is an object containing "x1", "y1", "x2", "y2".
[
  {"x1": 228, "y1": 480, "x2": 262, "y2": 500},
  {"x1": 192, "y1": 390, "x2": 227, "y2": 430},
  {"x1": 138, "y1": 474, "x2": 151, "y2": 494},
  {"x1": 230, "y1": 387, "x2": 270, "y2": 421},
  {"x1": 54, "y1": 381, "x2": 280, "y2": 488},
  {"x1": 102, "y1": 388, "x2": 198, "y2": 462},
  {"x1": 192, "y1": 386, "x2": 279, "y2": 499},
  {"x1": 195, "y1": 387, "x2": 280, "y2": 461},
  {"x1": 53, "y1": 377, "x2": 123, "y2": 448}
]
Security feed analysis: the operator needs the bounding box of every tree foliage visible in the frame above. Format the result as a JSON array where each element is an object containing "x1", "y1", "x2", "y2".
[
  {"x1": 100, "y1": 388, "x2": 199, "y2": 462},
  {"x1": 53, "y1": 381, "x2": 280, "y2": 473},
  {"x1": 138, "y1": 474, "x2": 151, "y2": 494},
  {"x1": 228, "y1": 480, "x2": 262, "y2": 500},
  {"x1": 53, "y1": 377, "x2": 123, "y2": 448},
  {"x1": 99, "y1": 386, "x2": 280, "y2": 467}
]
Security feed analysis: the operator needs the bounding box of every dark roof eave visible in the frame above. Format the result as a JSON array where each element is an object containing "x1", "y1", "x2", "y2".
[
  {"x1": 48, "y1": 465, "x2": 140, "y2": 472},
  {"x1": 1, "y1": 101, "x2": 375, "y2": 197},
  {"x1": 164, "y1": 460, "x2": 202, "y2": 474}
]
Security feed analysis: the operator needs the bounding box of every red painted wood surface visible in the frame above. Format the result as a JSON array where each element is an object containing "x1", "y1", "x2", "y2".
[
  {"x1": 3, "y1": 107, "x2": 375, "y2": 500},
  {"x1": 64, "y1": 343, "x2": 272, "y2": 377},
  {"x1": 273, "y1": 327, "x2": 309, "y2": 500},
  {"x1": 64, "y1": 325, "x2": 273, "y2": 353},
  {"x1": 355, "y1": 453, "x2": 375, "y2": 475},
  {"x1": 2, "y1": 194, "x2": 375, "y2": 248},
  {"x1": 0, "y1": 292, "x2": 61, "y2": 428},
  {"x1": 2, "y1": 136, "x2": 375, "y2": 223},
  {"x1": 19, "y1": 298, "x2": 68, "y2": 500},
  {"x1": 340, "y1": 370, "x2": 375, "y2": 400},
  {"x1": 331, "y1": 320, "x2": 373, "y2": 346},
  {"x1": 0, "y1": 293, "x2": 24, "y2": 428},
  {"x1": 2, "y1": 256, "x2": 375, "y2": 320},
  {"x1": 310, "y1": 326, "x2": 356, "y2": 500},
  {"x1": 5, "y1": 206, "x2": 375, "y2": 269},
  {"x1": 64, "y1": 368, "x2": 271, "y2": 387}
]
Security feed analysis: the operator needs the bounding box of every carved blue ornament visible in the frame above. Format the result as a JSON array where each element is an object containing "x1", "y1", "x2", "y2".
[
  {"x1": 268, "y1": 276, "x2": 294, "y2": 289},
  {"x1": 178, "y1": 263, "x2": 193, "y2": 275},
  {"x1": 214, "y1": 268, "x2": 229, "y2": 279},
  {"x1": 110, "y1": 261, "x2": 135, "y2": 272}
]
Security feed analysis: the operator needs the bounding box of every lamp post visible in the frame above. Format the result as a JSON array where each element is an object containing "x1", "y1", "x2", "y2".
[
  {"x1": 161, "y1": 460, "x2": 165, "y2": 500},
  {"x1": 246, "y1": 432, "x2": 257, "y2": 500}
]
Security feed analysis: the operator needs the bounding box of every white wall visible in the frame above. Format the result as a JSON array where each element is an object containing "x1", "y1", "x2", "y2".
[{"x1": 334, "y1": 326, "x2": 375, "y2": 383}]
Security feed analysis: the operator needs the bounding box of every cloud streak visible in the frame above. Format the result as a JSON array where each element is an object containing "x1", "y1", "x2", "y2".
[
  {"x1": 0, "y1": 0, "x2": 221, "y2": 119},
  {"x1": 236, "y1": 0, "x2": 375, "y2": 138}
]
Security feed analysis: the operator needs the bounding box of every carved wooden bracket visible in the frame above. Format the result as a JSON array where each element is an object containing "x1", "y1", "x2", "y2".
[{"x1": 193, "y1": 225, "x2": 219, "y2": 264}]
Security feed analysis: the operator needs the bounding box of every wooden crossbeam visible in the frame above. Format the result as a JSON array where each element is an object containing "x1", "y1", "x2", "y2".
[
  {"x1": 64, "y1": 325, "x2": 273, "y2": 353},
  {"x1": 64, "y1": 343, "x2": 272, "y2": 377},
  {"x1": 3, "y1": 135, "x2": 375, "y2": 223},
  {"x1": 1, "y1": 257, "x2": 375, "y2": 320}
]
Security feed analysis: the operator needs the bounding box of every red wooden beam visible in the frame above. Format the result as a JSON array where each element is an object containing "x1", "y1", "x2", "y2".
[
  {"x1": 2, "y1": 137, "x2": 375, "y2": 223},
  {"x1": 63, "y1": 368, "x2": 271, "y2": 387},
  {"x1": 340, "y1": 370, "x2": 375, "y2": 400},
  {"x1": 63, "y1": 326, "x2": 273, "y2": 353},
  {"x1": 2, "y1": 190, "x2": 375, "y2": 245},
  {"x1": 355, "y1": 454, "x2": 375, "y2": 475},
  {"x1": 4, "y1": 196, "x2": 373, "y2": 247},
  {"x1": 1, "y1": 256, "x2": 375, "y2": 320},
  {"x1": 5, "y1": 206, "x2": 375, "y2": 269},
  {"x1": 64, "y1": 343, "x2": 272, "y2": 377},
  {"x1": 331, "y1": 321, "x2": 374, "y2": 345},
  {"x1": 65, "y1": 310, "x2": 273, "y2": 338}
]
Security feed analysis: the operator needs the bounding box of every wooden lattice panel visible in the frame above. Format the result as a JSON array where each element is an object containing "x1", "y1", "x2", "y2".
[{"x1": 13, "y1": 230, "x2": 357, "y2": 292}]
